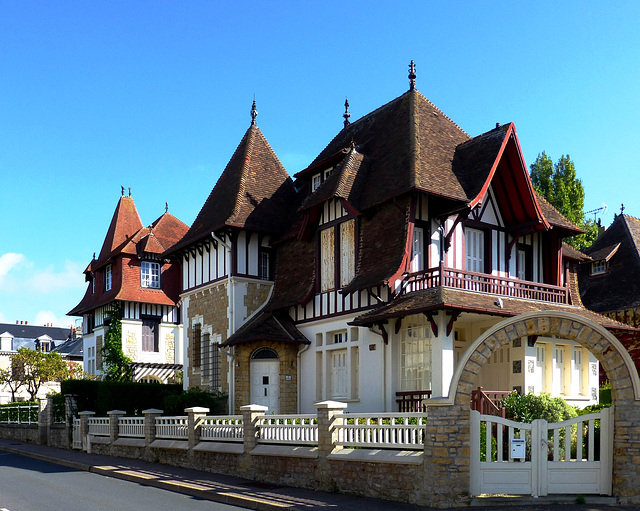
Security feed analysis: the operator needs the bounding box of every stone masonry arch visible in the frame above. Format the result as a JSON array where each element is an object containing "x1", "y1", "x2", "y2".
[{"x1": 423, "y1": 311, "x2": 640, "y2": 507}]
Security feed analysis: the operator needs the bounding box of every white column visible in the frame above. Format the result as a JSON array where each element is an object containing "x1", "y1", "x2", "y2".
[{"x1": 431, "y1": 311, "x2": 455, "y2": 398}]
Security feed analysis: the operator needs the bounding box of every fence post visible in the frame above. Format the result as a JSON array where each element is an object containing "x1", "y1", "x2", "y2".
[
  {"x1": 240, "y1": 404, "x2": 267, "y2": 453},
  {"x1": 186, "y1": 407, "x2": 209, "y2": 450},
  {"x1": 142, "y1": 408, "x2": 163, "y2": 446},
  {"x1": 78, "y1": 411, "x2": 95, "y2": 452},
  {"x1": 38, "y1": 398, "x2": 49, "y2": 445},
  {"x1": 314, "y1": 400, "x2": 348, "y2": 490},
  {"x1": 108, "y1": 410, "x2": 126, "y2": 444}
]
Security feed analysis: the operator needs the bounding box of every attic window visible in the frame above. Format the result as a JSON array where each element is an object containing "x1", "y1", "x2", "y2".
[
  {"x1": 591, "y1": 260, "x2": 607, "y2": 275},
  {"x1": 104, "y1": 264, "x2": 113, "y2": 292},
  {"x1": 324, "y1": 167, "x2": 334, "y2": 179},
  {"x1": 312, "y1": 173, "x2": 322, "y2": 192},
  {"x1": 141, "y1": 261, "x2": 161, "y2": 288}
]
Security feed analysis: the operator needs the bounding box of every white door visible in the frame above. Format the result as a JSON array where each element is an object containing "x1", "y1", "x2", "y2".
[{"x1": 250, "y1": 359, "x2": 280, "y2": 413}]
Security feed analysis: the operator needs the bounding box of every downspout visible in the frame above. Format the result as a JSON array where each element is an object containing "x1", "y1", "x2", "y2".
[
  {"x1": 212, "y1": 232, "x2": 236, "y2": 414},
  {"x1": 296, "y1": 342, "x2": 311, "y2": 413}
]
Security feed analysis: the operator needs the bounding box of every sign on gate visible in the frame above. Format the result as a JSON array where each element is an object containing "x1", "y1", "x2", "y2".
[{"x1": 470, "y1": 407, "x2": 613, "y2": 497}]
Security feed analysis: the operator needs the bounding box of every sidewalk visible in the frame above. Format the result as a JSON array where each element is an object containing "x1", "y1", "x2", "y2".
[{"x1": 0, "y1": 438, "x2": 629, "y2": 511}]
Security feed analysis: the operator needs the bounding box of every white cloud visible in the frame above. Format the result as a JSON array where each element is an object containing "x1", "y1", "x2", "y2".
[
  {"x1": 0, "y1": 253, "x2": 25, "y2": 286},
  {"x1": 25, "y1": 260, "x2": 86, "y2": 294}
]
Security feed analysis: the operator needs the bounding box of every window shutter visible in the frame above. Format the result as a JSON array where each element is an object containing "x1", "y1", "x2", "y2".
[
  {"x1": 321, "y1": 228, "x2": 335, "y2": 291},
  {"x1": 340, "y1": 220, "x2": 355, "y2": 287}
]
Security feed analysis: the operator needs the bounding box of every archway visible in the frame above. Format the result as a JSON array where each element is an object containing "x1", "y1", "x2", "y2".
[{"x1": 423, "y1": 311, "x2": 640, "y2": 506}]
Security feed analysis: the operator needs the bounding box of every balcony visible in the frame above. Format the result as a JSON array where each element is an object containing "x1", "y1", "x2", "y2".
[{"x1": 397, "y1": 263, "x2": 569, "y2": 305}]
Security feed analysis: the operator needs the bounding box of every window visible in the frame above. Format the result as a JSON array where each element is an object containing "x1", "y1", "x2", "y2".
[
  {"x1": 400, "y1": 322, "x2": 432, "y2": 391},
  {"x1": 91, "y1": 276, "x2": 95, "y2": 295},
  {"x1": 330, "y1": 349, "x2": 348, "y2": 398},
  {"x1": 141, "y1": 261, "x2": 161, "y2": 288},
  {"x1": 192, "y1": 323, "x2": 201, "y2": 369},
  {"x1": 104, "y1": 264, "x2": 112, "y2": 291},
  {"x1": 312, "y1": 173, "x2": 322, "y2": 192},
  {"x1": 258, "y1": 251, "x2": 270, "y2": 280},
  {"x1": 141, "y1": 318, "x2": 159, "y2": 352},
  {"x1": 516, "y1": 244, "x2": 532, "y2": 281},
  {"x1": 591, "y1": 260, "x2": 607, "y2": 275},
  {"x1": 320, "y1": 219, "x2": 356, "y2": 292},
  {"x1": 411, "y1": 226, "x2": 424, "y2": 272},
  {"x1": 465, "y1": 228, "x2": 485, "y2": 273}
]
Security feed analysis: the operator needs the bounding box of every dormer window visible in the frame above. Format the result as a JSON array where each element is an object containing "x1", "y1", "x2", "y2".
[
  {"x1": 141, "y1": 261, "x2": 161, "y2": 288},
  {"x1": 312, "y1": 173, "x2": 322, "y2": 192},
  {"x1": 324, "y1": 167, "x2": 334, "y2": 179},
  {"x1": 104, "y1": 264, "x2": 113, "y2": 291},
  {"x1": 591, "y1": 260, "x2": 607, "y2": 275}
]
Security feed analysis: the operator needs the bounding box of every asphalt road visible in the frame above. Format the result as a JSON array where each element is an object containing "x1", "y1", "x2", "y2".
[{"x1": 0, "y1": 451, "x2": 244, "y2": 511}]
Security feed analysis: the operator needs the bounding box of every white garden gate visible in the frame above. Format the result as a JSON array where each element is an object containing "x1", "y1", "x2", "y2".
[{"x1": 470, "y1": 407, "x2": 613, "y2": 497}]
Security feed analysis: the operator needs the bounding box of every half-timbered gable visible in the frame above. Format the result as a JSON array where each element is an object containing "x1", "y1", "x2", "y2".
[
  {"x1": 69, "y1": 193, "x2": 188, "y2": 382},
  {"x1": 165, "y1": 108, "x2": 299, "y2": 397}
]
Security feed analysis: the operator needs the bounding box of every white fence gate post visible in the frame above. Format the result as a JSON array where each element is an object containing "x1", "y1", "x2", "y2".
[{"x1": 470, "y1": 410, "x2": 480, "y2": 496}]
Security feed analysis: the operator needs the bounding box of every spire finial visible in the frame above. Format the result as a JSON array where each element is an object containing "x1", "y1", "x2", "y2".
[
  {"x1": 343, "y1": 98, "x2": 351, "y2": 128},
  {"x1": 250, "y1": 97, "x2": 258, "y2": 126},
  {"x1": 165, "y1": 202, "x2": 169, "y2": 213},
  {"x1": 128, "y1": 187, "x2": 131, "y2": 197},
  {"x1": 621, "y1": 203, "x2": 625, "y2": 214},
  {"x1": 409, "y1": 60, "x2": 416, "y2": 90},
  {"x1": 121, "y1": 186, "x2": 125, "y2": 196}
]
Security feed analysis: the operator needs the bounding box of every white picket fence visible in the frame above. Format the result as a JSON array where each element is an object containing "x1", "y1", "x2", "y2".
[
  {"x1": 119, "y1": 417, "x2": 145, "y2": 437},
  {"x1": 258, "y1": 414, "x2": 318, "y2": 445},
  {"x1": 199, "y1": 416, "x2": 243, "y2": 442},
  {"x1": 156, "y1": 416, "x2": 188, "y2": 439},
  {"x1": 88, "y1": 417, "x2": 110, "y2": 436}
]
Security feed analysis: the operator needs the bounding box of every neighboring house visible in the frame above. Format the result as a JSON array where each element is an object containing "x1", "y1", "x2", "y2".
[
  {"x1": 164, "y1": 102, "x2": 299, "y2": 401},
  {"x1": 175, "y1": 68, "x2": 636, "y2": 414},
  {"x1": 68, "y1": 191, "x2": 189, "y2": 383},
  {"x1": 0, "y1": 322, "x2": 73, "y2": 403},
  {"x1": 578, "y1": 213, "x2": 640, "y2": 375},
  {"x1": 53, "y1": 333, "x2": 84, "y2": 375}
]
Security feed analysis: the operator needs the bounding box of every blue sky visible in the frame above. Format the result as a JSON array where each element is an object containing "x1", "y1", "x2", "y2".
[{"x1": 1, "y1": 1, "x2": 639, "y2": 328}]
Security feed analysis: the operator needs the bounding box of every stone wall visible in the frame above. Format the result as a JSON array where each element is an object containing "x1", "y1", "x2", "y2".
[{"x1": 0, "y1": 424, "x2": 39, "y2": 443}]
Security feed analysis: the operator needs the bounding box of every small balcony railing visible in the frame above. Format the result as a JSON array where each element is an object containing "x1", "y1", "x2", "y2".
[{"x1": 397, "y1": 263, "x2": 569, "y2": 304}]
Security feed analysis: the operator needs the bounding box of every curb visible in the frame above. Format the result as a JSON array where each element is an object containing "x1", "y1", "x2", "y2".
[{"x1": 0, "y1": 445, "x2": 297, "y2": 511}]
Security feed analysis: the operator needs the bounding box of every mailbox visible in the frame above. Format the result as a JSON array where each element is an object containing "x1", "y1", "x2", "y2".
[{"x1": 510, "y1": 438, "x2": 526, "y2": 459}]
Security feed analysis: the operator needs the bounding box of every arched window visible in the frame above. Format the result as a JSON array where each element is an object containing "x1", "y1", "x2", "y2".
[{"x1": 251, "y1": 347, "x2": 278, "y2": 360}]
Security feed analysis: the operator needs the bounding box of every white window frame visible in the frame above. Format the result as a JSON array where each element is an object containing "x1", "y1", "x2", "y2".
[
  {"x1": 105, "y1": 264, "x2": 112, "y2": 291},
  {"x1": 312, "y1": 173, "x2": 322, "y2": 192},
  {"x1": 591, "y1": 260, "x2": 607, "y2": 275},
  {"x1": 400, "y1": 320, "x2": 432, "y2": 392},
  {"x1": 411, "y1": 226, "x2": 424, "y2": 272},
  {"x1": 141, "y1": 261, "x2": 161, "y2": 288}
]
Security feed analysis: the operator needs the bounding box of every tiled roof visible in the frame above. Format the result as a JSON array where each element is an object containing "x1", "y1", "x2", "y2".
[
  {"x1": 221, "y1": 311, "x2": 310, "y2": 347},
  {"x1": 350, "y1": 286, "x2": 636, "y2": 334},
  {"x1": 579, "y1": 214, "x2": 640, "y2": 312},
  {"x1": 0, "y1": 323, "x2": 71, "y2": 344},
  {"x1": 562, "y1": 242, "x2": 591, "y2": 262},
  {"x1": 303, "y1": 90, "x2": 471, "y2": 210},
  {"x1": 96, "y1": 196, "x2": 143, "y2": 267},
  {"x1": 169, "y1": 124, "x2": 297, "y2": 254}
]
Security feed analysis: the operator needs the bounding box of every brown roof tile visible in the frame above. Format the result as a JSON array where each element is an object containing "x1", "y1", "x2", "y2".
[
  {"x1": 170, "y1": 125, "x2": 297, "y2": 253},
  {"x1": 222, "y1": 311, "x2": 310, "y2": 347}
]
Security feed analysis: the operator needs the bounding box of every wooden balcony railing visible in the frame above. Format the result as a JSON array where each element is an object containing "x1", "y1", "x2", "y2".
[
  {"x1": 471, "y1": 387, "x2": 510, "y2": 418},
  {"x1": 397, "y1": 262, "x2": 569, "y2": 304},
  {"x1": 396, "y1": 390, "x2": 432, "y2": 412}
]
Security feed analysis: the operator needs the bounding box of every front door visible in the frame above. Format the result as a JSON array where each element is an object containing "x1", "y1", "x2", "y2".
[{"x1": 250, "y1": 359, "x2": 280, "y2": 413}]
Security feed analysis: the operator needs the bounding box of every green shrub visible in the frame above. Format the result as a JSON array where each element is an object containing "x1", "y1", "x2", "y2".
[
  {"x1": 502, "y1": 392, "x2": 577, "y2": 423},
  {"x1": 161, "y1": 387, "x2": 227, "y2": 415}
]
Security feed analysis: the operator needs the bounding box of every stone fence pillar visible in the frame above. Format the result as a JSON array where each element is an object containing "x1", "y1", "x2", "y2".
[
  {"x1": 107, "y1": 410, "x2": 125, "y2": 443},
  {"x1": 186, "y1": 407, "x2": 209, "y2": 449},
  {"x1": 314, "y1": 400, "x2": 348, "y2": 490},
  {"x1": 239, "y1": 404, "x2": 267, "y2": 478},
  {"x1": 143, "y1": 408, "x2": 163, "y2": 446},
  {"x1": 37, "y1": 398, "x2": 50, "y2": 445},
  {"x1": 78, "y1": 411, "x2": 95, "y2": 452}
]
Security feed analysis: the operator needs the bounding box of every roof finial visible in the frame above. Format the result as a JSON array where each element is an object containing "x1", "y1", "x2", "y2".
[
  {"x1": 621, "y1": 203, "x2": 625, "y2": 214},
  {"x1": 165, "y1": 202, "x2": 169, "y2": 213},
  {"x1": 409, "y1": 60, "x2": 416, "y2": 90},
  {"x1": 128, "y1": 187, "x2": 131, "y2": 197},
  {"x1": 121, "y1": 186, "x2": 125, "y2": 196},
  {"x1": 250, "y1": 97, "x2": 258, "y2": 126},
  {"x1": 343, "y1": 98, "x2": 351, "y2": 128}
]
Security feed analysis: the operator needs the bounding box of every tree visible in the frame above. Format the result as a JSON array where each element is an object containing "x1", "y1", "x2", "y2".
[
  {"x1": 9, "y1": 348, "x2": 69, "y2": 401},
  {"x1": 101, "y1": 301, "x2": 133, "y2": 382},
  {"x1": 530, "y1": 152, "x2": 598, "y2": 249},
  {"x1": 0, "y1": 358, "x2": 26, "y2": 402}
]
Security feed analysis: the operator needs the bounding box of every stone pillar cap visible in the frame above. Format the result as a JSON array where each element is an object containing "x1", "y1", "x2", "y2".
[
  {"x1": 314, "y1": 400, "x2": 349, "y2": 410},
  {"x1": 185, "y1": 407, "x2": 210, "y2": 413},
  {"x1": 107, "y1": 409, "x2": 126, "y2": 415},
  {"x1": 142, "y1": 408, "x2": 164, "y2": 414},
  {"x1": 78, "y1": 411, "x2": 96, "y2": 416},
  {"x1": 240, "y1": 404, "x2": 268, "y2": 412}
]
